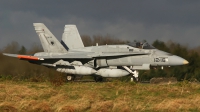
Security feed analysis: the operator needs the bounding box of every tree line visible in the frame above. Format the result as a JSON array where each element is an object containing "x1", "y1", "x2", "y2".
[{"x1": 0, "y1": 35, "x2": 199, "y2": 82}]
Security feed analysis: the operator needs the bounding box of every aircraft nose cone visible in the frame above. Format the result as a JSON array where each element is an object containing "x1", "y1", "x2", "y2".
[
  {"x1": 168, "y1": 55, "x2": 189, "y2": 65},
  {"x1": 183, "y1": 60, "x2": 189, "y2": 65}
]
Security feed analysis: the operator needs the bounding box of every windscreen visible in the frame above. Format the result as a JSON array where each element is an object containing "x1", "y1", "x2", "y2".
[
  {"x1": 127, "y1": 42, "x2": 155, "y2": 49},
  {"x1": 142, "y1": 42, "x2": 155, "y2": 49}
]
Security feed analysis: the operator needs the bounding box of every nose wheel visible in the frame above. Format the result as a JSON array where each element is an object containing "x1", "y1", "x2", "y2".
[
  {"x1": 131, "y1": 70, "x2": 139, "y2": 82},
  {"x1": 131, "y1": 75, "x2": 139, "y2": 82}
]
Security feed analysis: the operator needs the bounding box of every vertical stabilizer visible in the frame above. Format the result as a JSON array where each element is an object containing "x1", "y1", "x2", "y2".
[
  {"x1": 33, "y1": 23, "x2": 67, "y2": 53},
  {"x1": 61, "y1": 25, "x2": 84, "y2": 50}
]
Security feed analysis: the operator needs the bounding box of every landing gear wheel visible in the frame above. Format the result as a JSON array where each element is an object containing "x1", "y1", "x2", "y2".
[
  {"x1": 131, "y1": 70, "x2": 139, "y2": 82},
  {"x1": 66, "y1": 75, "x2": 75, "y2": 81},
  {"x1": 131, "y1": 76, "x2": 139, "y2": 82},
  {"x1": 94, "y1": 76, "x2": 103, "y2": 82}
]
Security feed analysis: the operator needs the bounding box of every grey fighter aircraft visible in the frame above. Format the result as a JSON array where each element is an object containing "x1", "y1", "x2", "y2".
[{"x1": 3, "y1": 23, "x2": 189, "y2": 82}]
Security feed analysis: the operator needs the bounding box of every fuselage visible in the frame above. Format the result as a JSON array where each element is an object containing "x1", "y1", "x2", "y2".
[
  {"x1": 68, "y1": 44, "x2": 188, "y2": 69},
  {"x1": 3, "y1": 23, "x2": 189, "y2": 79},
  {"x1": 31, "y1": 43, "x2": 188, "y2": 78}
]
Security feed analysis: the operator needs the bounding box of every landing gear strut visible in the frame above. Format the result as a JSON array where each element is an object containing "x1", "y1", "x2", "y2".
[{"x1": 123, "y1": 66, "x2": 139, "y2": 82}]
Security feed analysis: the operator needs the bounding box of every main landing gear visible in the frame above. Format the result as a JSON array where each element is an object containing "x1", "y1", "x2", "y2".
[
  {"x1": 94, "y1": 75, "x2": 104, "y2": 82},
  {"x1": 66, "y1": 75, "x2": 75, "y2": 81}
]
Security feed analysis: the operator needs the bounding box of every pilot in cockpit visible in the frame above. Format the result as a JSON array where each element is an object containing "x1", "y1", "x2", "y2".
[
  {"x1": 136, "y1": 42, "x2": 143, "y2": 49},
  {"x1": 127, "y1": 41, "x2": 155, "y2": 49}
]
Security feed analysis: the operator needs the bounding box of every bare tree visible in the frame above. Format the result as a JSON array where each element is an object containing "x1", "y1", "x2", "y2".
[
  {"x1": 3, "y1": 41, "x2": 20, "y2": 53},
  {"x1": 81, "y1": 35, "x2": 93, "y2": 46},
  {"x1": 92, "y1": 34, "x2": 126, "y2": 45},
  {"x1": 27, "y1": 43, "x2": 43, "y2": 54},
  {"x1": 18, "y1": 46, "x2": 27, "y2": 54}
]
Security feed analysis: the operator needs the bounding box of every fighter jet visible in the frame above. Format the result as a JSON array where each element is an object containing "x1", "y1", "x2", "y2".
[{"x1": 3, "y1": 23, "x2": 189, "y2": 82}]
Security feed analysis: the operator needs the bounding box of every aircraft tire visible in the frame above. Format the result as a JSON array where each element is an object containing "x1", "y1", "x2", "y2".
[
  {"x1": 94, "y1": 76, "x2": 103, "y2": 82},
  {"x1": 66, "y1": 75, "x2": 75, "y2": 81},
  {"x1": 131, "y1": 76, "x2": 139, "y2": 82}
]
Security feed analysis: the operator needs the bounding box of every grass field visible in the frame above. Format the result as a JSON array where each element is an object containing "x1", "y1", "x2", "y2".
[{"x1": 0, "y1": 80, "x2": 199, "y2": 112}]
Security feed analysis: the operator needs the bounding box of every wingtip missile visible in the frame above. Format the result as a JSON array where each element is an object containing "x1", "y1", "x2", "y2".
[{"x1": 17, "y1": 55, "x2": 40, "y2": 60}]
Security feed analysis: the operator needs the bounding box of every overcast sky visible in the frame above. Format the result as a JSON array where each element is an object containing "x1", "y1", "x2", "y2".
[{"x1": 0, "y1": 0, "x2": 200, "y2": 49}]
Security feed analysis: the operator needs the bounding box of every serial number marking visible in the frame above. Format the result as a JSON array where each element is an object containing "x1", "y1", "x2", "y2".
[{"x1": 154, "y1": 57, "x2": 168, "y2": 62}]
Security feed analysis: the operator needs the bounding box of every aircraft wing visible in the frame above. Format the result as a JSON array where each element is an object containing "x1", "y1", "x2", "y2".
[
  {"x1": 3, "y1": 53, "x2": 92, "y2": 61},
  {"x1": 3, "y1": 52, "x2": 149, "y2": 61},
  {"x1": 3, "y1": 53, "x2": 44, "y2": 60}
]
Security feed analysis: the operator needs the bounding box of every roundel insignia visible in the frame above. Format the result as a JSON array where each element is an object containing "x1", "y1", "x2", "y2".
[{"x1": 51, "y1": 41, "x2": 55, "y2": 45}]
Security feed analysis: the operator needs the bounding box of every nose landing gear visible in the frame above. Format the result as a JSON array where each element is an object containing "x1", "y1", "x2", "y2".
[{"x1": 122, "y1": 66, "x2": 139, "y2": 82}]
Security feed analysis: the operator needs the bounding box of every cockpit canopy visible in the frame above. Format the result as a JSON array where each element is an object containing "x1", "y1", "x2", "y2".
[{"x1": 127, "y1": 42, "x2": 155, "y2": 49}]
